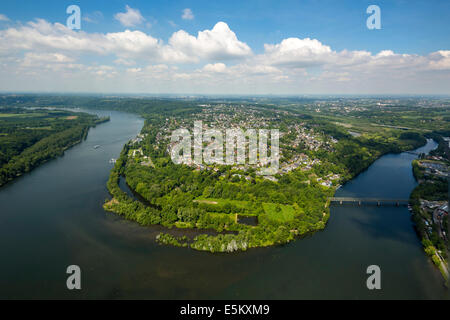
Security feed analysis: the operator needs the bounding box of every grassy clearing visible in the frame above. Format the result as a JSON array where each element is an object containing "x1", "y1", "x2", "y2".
[
  {"x1": 193, "y1": 199, "x2": 218, "y2": 205},
  {"x1": 195, "y1": 197, "x2": 253, "y2": 210},
  {"x1": 195, "y1": 197, "x2": 298, "y2": 223},
  {"x1": 208, "y1": 212, "x2": 236, "y2": 222},
  {"x1": 24, "y1": 126, "x2": 52, "y2": 130},
  {"x1": 175, "y1": 221, "x2": 195, "y2": 228},
  {"x1": 262, "y1": 203, "x2": 296, "y2": 222}
]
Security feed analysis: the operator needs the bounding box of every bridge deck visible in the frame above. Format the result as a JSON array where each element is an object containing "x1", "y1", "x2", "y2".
[
  {"x1": 329, "y1": 197, "x2": 410, "y2": 206},
  {"x1": 329, "y1": 197, "x2": 409, "y2": 202}
]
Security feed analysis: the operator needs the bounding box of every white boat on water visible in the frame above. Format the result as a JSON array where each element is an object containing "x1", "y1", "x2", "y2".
[{"x1": 94, "y1": 145, "x2": 100, "y2": 149}]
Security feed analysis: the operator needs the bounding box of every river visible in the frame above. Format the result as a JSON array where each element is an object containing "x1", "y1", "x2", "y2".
[{"x1": 0, "y1": 110, "x2": 448, "y2": 299}]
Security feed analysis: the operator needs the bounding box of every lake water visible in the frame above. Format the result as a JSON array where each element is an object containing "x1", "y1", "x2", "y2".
[{"x1": 0, "y1": 111, "x2": 448, "y2": 299}]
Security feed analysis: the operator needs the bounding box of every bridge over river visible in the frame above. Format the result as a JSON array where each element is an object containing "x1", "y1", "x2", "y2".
[
  {"x1": 403, "y1": 151, "x2": 422, "y2": 156},
  {"x1": 329, "y1": 197, "x2": 410, "y2": 206}
]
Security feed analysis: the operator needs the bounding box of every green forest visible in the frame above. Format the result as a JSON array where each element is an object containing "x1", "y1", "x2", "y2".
[{"x1": 0, "y1": 107, "x2": 108, "y2": 187}]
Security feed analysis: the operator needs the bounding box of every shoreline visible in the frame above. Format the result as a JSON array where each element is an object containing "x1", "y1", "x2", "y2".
[
  {"x1": 408, "y1": 139, "x2": 449, "y2": 285},
  {"x1": 0, "y1": 117, "x2": 110, "y2": 189}
]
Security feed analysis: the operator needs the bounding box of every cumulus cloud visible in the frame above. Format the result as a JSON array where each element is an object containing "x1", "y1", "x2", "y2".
[
  {"x1": 259, "y1": 37, "x2": 375, "y2": 70},
  {"x1": 169, "y1": 22, "x2": 252, "y2": 61},
  {"x1": 182, "y1": 8, "x2": 194, "y2": 20},
  {"x1": 21, "y1": 52, "x2": 74, "y2": 66},
  {"x1": 202, "y1": 63, "x2": 227, "y2": 73},
  {"x1": 0, "y1": 19, "x2": 109, "y2": 54},
  {"x1": 145, "y1": 64, "x2": 169, "y2": 73},
  {"x1": 0, "y1": 20, "x2": 250, "y2": 64},
  {"x1": 114, "y1": 58, "x2": 136, "y2": 66},
  {"x1": 427, "y1": 50, "x2": 450, "y2": 70},
  {"x1": 0, "y1": 14, "x2": 9, "y2": 22},
  {"x1": 0, "y1": 17, "x2": 449, "y2": 94},
  {"x1": 263, "y1": 38, "x2": 333, "y2": 67},
  {"x1": 114, "y1": 5, "x2": 145, "y2": 27},
  {"x1": 257, "y1": 36, "x2": 448, "y2": 75}
]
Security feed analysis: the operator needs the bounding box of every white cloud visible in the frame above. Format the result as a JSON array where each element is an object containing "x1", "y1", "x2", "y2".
[
  {"x1": 257, "y1": 36, "x2": 447, "y2": 75},
  {"x1": 169, "y1": 22, "x2": 252, "y2": 61},
  {"x1": 145, "y1": 64, "x2": 169, "y2": 72},
  {"x1": 233, "y1": 64, "x2": 282, "y2": 75},
  {"x1": 0, "y1": 19, "x2": 108, "y2": 54},
  {"x1": 200, "y1": 63, "x2": 281, "y2": 76},
  {"x1": 0, "y1": 20, "x2": 250, "y2": 63},
  {"x1": 114, "y1": 58, "x2": 136, "y2": 66},
  {"x1": 427, "y1": 50, "x2": 450, "y2": 70},
  {"x1": 87, "y1": 65, "x2": 118, "y2": 78},
  {"x1": 0, "y1": 14, "x2": 9, "y2": 22},
  {"x1": 114, "y1": 5, "x2": 145, "y2": 27},
  {"x1": 82, "y1": 11, "x2": 104, "y2": 24},
  {"x1": 126, "y1": 67, "x2": 142, "y2": 74},
  {"x1": 202, "y1": 63, "x2": 227, "y2": 73},
  {"x1": 0, "y1": 19, "x2": 165, "y2": 62},
  {"x1": 0, "y1": 18, "x2": 449, "y2": 94},
  {"x1": 182, "y1": 8, "x2": 194, "y2": 20},
  {"x1": 21, "y1": 52, "x2": 74, "y2": 66},
  {"x1": 263, "y1": 38, "x2": 332, "y2": 67},
  {"x1": 105, "y1": 29, "x2": 160, "y2": 54}
]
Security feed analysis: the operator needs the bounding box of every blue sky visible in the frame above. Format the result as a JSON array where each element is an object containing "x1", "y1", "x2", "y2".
[
  {"x1": 0, "y1": 0, "x2": 449, "y2": 94},
  {"x1": 2, "y1": 0, "x2": 449, "y2": 54}
]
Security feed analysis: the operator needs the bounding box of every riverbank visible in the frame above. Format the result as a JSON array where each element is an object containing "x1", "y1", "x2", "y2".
[
  {"x1": 104, "y1": 127, "x2": 428, "y2": 253},
  {"x1": 0, "y1": 109, "x2": 109, "y2": 188},
  {"x1": 1, "y1": 110, "x2": 448, "y2": 299},
  {"x1": 409, "y1": 139, "x2": 449, "y2": 285}
]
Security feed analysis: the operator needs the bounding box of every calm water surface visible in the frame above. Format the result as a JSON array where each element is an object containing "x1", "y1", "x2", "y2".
[{"x1": 0, "y1": 111, "x2": 448, "y2": 299}]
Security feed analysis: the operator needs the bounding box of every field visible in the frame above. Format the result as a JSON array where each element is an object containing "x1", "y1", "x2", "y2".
[
  {"x1": 262, "y1": 203, "x2": 296, "y2": 222},
  {"x1": 194, "y1": 198, "x2": 253, "y2": 210},
  {"x1": 194, "y1": 197, "x2": 297, "y2": 223}
]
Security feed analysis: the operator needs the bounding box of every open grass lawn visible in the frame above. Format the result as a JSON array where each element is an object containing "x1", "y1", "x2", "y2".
[
  {"x1": 195, "y1": 197, "x2": 253, "y2": 210},
  {"x1": 195, "y1": 197, "x2": 297, "y2": 223},
  {"x1": 262, "y1": 203, "x2": 296, "y2": 222},
  {"x1": 208, "y1": 212, "x2": 236, "y2": 222}
]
